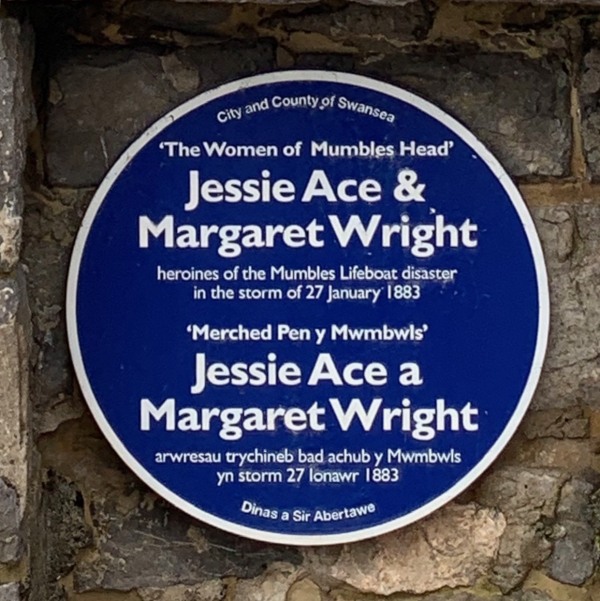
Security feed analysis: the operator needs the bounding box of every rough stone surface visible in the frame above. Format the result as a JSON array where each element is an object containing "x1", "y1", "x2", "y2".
[
  {"x1": 138, "y1": 582, "x2": 224, "y2": 601},
  {"x1": 0, "y1": 19, "x2": 35, "y2": 273},
  {"x1": 287, "y1": 578, "x2": 322, "y2": 601},
  {"x1": 544, "y1": 478, "x2": 596, "y2": 585},
  {"x1": 43, "y1": 472, "x2": 92, "y2": 582},
  {"x1": 0, "y1": 270, "x2": 30, "y2": 502},
  {"x1": 305, "y1": 503, "x2": 505, "y2": 595},
  {"x1": 0, "y1": 584, "x2": 19, "y2": 601},
  {"x1": 581, "y1": 49, "x2": 600, "y2": 178},
  {"x1": 0, "y1": 479, "x2": 21, "y2": 563},
  {"x1": 332, "y1": 590, "x2": 557, "y2": 601},
  {"x1": 556, "y1": 478, "x2": 594, "y2": 521},
  {"x1": 522, "y1": 409, "x2": 589, "y2": 440},
  {"x1": 137, "y1": 0, "x2": 421, "y2": 4},
  {"x1": 358, "y1": 52, "x2": 569, "y2": 177},
  {"x1": 546, "y1": 521, "x2": 595, "y2": 586},
  {"x1": 462, "y1": 0, "x2": 600, "y2": 4},
  {"x1": 122, "y1": 1, "x2": 233, "y2": 35},
  {"x1": 273, "y1": 2, "x2": 434, "y2": 51},
  {"x1": 22, "y1": 188, "x2": 91, "y2": 433},
  {"x1": 45, "y1": 49, "x2": 196, "y2": 188},
  {"x1": 46, "y1": 43, "x2": 274, "y2": 188},
  {"x1": 532, "y1": 205, "x2": 600, "y2": 410},
  {"x1": 175, "y1": 41, "x2": 275, "y2": 92},
  {"x1": 477, "y1": 467, "x2": 566, "y2": 591},
  {"x1": 74, "y1": 499, "x2": 301, "y2": 592},
  {"x1": 232, "y1": 563, "x2": 303, "y2": 601}
]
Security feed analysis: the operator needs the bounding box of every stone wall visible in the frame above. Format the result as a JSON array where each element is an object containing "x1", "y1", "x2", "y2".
[
  {"x1": 3, "y1": 0, "x2": 600, "y2": 599},
  {"x1": 0, "y1": 14, "x2": 37, "y2": 601}
]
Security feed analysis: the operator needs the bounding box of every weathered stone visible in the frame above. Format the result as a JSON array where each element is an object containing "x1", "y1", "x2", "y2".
[
  {"x1": 46, "y1": 43, "x2": 274, "y2": 188},
  {"x1": 556, "y1": 478, "x2": 594, "y2": 521},
  {"x1": 144, "y1": 0, "x2": 421, "y2": 4},
  {"x1": 0, "y1": 270, "x2": 30, "y2": 501},
  {"x1": 460, "y1": 0, "x2": 599, "y2": 4},
  {"x1": 0, "y1": 19, "x2": 31, "y2": 182},
  {"x1": 532, "y1": 205, "x2": 600, "y2": 410},
  {"x1": 331, "y1": 590, "x2": 555, "y2": 601},
  {"x1": 490, "y1": 524, "x2": 554, "y2": 595},
  {"x1": 74, "y1": 499, "x2": 300, "y2": 591},
  {"x1": 287, "y1": 578, "x2": 322, "y2": 601},
  {"x1": 358, "y1": 52, "x2": 569, "y2": 177},
  {"x1": 546, "y1": 521, "x2": 595, "y2": 585},
  {"x1": 46, "y1": 49, "x2": 194, "y2": 188},
  {"x1": 43, "y1": 472, "x2": 92, "y2": 582},
  {"x1": 544, "y1": 478, "x2": 597, "y2": 586},
  {"x1": 123, "y1": 1, "x2": 232, "y2": 35},
  {"x1": 0, "y1": 584, "x2": 19, "y2": 601},
  {"x1": 0, "y1": 278, "x2": 22, "y2": 327},
  {"x1": 523, "y1": 571, "x2": 592, "y2": 601},
  {"x1": 138, "y1": 581, "x2": 224, "y2": 601},
  {"x1": 340, "y1": 0, "x2": 421, "y2": 5},
  {"x1": 516, "y1": 591, "x2": 555, "y2": 601},
  {"x1": 274, "y1": 2, "x2": 433, "y2": 50},
  {"x1": 36, "y1": 414, "x2": 141, "y2": 502},
  {"x1": 305, "y1": 503, "x2": 504, "y2": 595},
  {"x1": 175, "y1": 41, "x2": 275, "y2": 91},
  {"x1": 294, "y1": 54, "x2": 355, "y2": 72},
  {"x1": 23, "y1": 188, "x2": 91, "y2": 433},
  {"x1": 478, "y1": 467, "x2": 565, "y2": 525},
  {"x1": 507, "y1": 439, "x2": 599, "y2": 474},
  {"x1": 477, "y1": 467, "x2": 566, "y2": 591},
  {"x1": 233, "y1": 563, "x2": 303, "y2": 601},
  {"x1": 0, "y1": 479, "x2": 21, "y2": 563},
  {"x1": 0, "y1": 19, "x2": 35, "y2": 273},
  {"x1": 581, "y1": 49, "x2": 600, "y2": 178},
  {"x1": 333, "y1": 583, "x2": 558, "y2": 601},
  {"x1": 522, "y1": 408, "x2": 589, "y2": 440}
]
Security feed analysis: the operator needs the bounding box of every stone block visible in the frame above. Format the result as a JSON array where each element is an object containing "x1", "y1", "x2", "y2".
[
  {"x1": 0, "y1": 19, "x2": 34, "y2": 193},
  {"x1": 581, "y1": 49, "x2": 600, "y2": 178},
  {"x1": 23, "y1": 188, "x2": 91, "y2": 433},
  {"x1": 0, "y1": 271, "x2": 31, "y2": 501},
  {"x1": 556, "y1": 478, "x2": 594, "y2": 521},
  {"x1": 160, "y1": 0, "x2": 422, "y2": 4},
  {"x1": 330, "y1": 589, "x2": 555, "y2": 601},
  {"x1": 305, "y1": 503, "x2": 505, "y2": 596},
  {"x1": 175, "y1": 41, "x2": 275, "y2": 90},
  {"x1": 46, "y1": 43, "x2": 274, "y2": 188},
  {"x1": 477, "y1": 467, "x2": 566, "y2": 591},
  {"x1": 358, "y1": 52, "x2": 570, "y2": 177},
  {"x1": 45, "y1": 49, "x2": 195, "y2": 188},
  {"x1": 43, "y1": 473, "x2": 92, "y2": 582},
  {"x1": 0, "y1": 584, "x2": 19, "y2": 601},
  {"x1": 138, "y1": 582, "x2": 224, "y2": 601},
  {"x1": 546, "y1": 521, "x2": 595, "y2": 585},
  {"x1": 0, "y1": 479, "x2": 21, "y2": 563},
  {"x1": 294, "y1": 54, "x2": 355, "y2": 72},
  {"x1": 273, "y1": 2, "x2": 433, "y2": 50},
  {"x1": 544, "y1": 478, "x2": 597, "y2": 585},
  {"x1": 74, "y1": 499, "x2": 300, "y2": 591},
  {"x1": 477, "y1": 467, "x2": 565, "y2": 525},
  {"x1": 0, "y1": 19, "x2": 35, "y2": 273},
  {"x1": 532, "y1": 204, "x2": 600, "y2": 410},
  {"x1": 232, "y1": 563, "x2": 303, "y2": 601},
  {"x1": 122, "y1": 1, "x2": 232, "y2": 35},
  {"x1": 287, "y1": 578, "x2": 322, "y2": 601}
]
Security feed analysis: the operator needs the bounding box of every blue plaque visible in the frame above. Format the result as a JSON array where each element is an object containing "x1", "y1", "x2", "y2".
[{"x1": 67, "y1": 72, "x2": 549, "y2": 544}]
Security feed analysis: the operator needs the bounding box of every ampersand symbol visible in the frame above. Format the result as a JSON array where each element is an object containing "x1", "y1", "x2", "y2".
[{"x1": 393, "y1": 169, "x2": 426, "y2": 202}]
